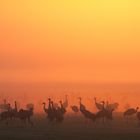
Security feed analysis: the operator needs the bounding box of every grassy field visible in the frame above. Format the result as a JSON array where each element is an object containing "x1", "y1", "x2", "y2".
[{"x1": 0, "y1": 113, "x2": 140, "y2": 140}]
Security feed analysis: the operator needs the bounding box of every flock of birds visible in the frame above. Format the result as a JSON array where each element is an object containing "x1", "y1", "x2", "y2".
[
  {"x1": 0, "y1": 95, "x2": 140, "y2": 126},
  {"x1": 0, "y1": 99, "x2": 34, "y2": 126}
]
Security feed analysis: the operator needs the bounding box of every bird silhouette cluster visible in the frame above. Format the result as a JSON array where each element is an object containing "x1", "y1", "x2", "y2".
[{"x1": 0, "y1": 95, "x2": 140, "y2": 126}]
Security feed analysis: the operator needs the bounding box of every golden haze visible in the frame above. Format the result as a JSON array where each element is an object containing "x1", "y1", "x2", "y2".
[{"x1": 0, "y1": 0, "x2": 140, "y2": 112}]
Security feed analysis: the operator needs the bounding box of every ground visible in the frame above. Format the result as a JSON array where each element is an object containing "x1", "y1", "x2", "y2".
[{"x1": 0, "y1": 113, "x2": 140, "y2": 140}]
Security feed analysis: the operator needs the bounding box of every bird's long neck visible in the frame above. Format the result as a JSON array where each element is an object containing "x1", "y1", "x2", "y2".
[
  {"x1": 79, "y1": 99, "x2": 83, "y2": 111},
  {"x1": 43, "y1": 103, "x2": 46, "y2": 111},
  {"x1": 136, "y1": 108, "x2": 139, "y2": 112},
  {"x1": 60, "y1": 102, "x2": 63, "y2": 109},
  {"x1": 79, "y1": 99, "x2": 82, "y2": 106},
  {"x1": 48, "y1": 100, "x2": 51, "y2": 109},
  {"x1": 51, "y1": 102, "x2": 54, "y2": 109},
  {"x1": 15, "y1": 101, "x2": 18, "y2": 112}
]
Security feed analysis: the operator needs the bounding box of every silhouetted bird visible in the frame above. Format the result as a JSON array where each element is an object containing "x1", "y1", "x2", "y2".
[
  {"x1": 63, "y1": 95, "x2": 68, "y2": 109},
  {"x1": 55, "y1": 107, "x2": 64, "y2": 123},
  {"x1": 44, "y1": 98, "x2": 56, "y2": 122},
  {"x1": 95, "y1": 108, "x2": 115, "y2": 122},
  {"x1": 42, "y1": 102, "x2": 48, "y2": 114},
  {"x1": 0, "y1": 101, "x2": 18, "y2": 124},
  {"x1": 0, "y1": 109, "x2": 13, "y2": 122},
  {"x1": 10, "y1": 101, "x2": 18, "y2": 119},
  {"x1": 106, "y1": 101, "x2": 119, "y2": 111},
  {"x1": 55, "y1": 101, "x2": 66, "y2": 123},
  {"x1": 79, "y1": 97, "x2": 95, "y2": 123},
  {"x1": 59, "y1": 100, "x2": 66, "y2": 115},
  {"x1": 79, "y1": 97, "x2": 86, "y2": 111},
  {"x1": 18, "y1": 104, "x2": 34, "y2": 126},
  {"x1": 71, "y1": 105, "x2": 79, "y2": 113},
  {"x1": 94, "y1": 97, "x2": 104, "y2": 111},
  {"x1": 50, "y1": 100, "x2": 57, "y2": 122},
  {"x1": 137, "y1": 112, "x2": 140, "y2": 125},
  {"x1": 0, "y1": 99, "x2": 10, "y2": 112},
  {"x1": 124, "y1": 107, "x2": 139, "y2": 117}
]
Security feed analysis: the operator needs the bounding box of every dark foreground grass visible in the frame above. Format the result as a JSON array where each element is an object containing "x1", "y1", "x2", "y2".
[{"x1": 0, "y1": 113, "x2": 140, "y2": 140}]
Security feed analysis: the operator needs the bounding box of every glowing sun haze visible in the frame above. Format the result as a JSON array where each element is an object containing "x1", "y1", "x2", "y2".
[{"x1": 0, "y1": 0, "x2": 140, "y2": 111}]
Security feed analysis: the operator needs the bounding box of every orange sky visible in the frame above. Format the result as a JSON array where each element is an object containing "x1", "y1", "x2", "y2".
[
  {"x1": 0, "y1": 1, "x2": 140, "y2": 111},
  {"x1": 0, "y1": 0, "x2": 140, "y2": 83}
]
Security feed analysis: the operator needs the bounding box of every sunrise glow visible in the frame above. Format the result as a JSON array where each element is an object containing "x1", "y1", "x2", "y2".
[{"x1": 0, "y1": 0, "x2": 140, "y2": 112}]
